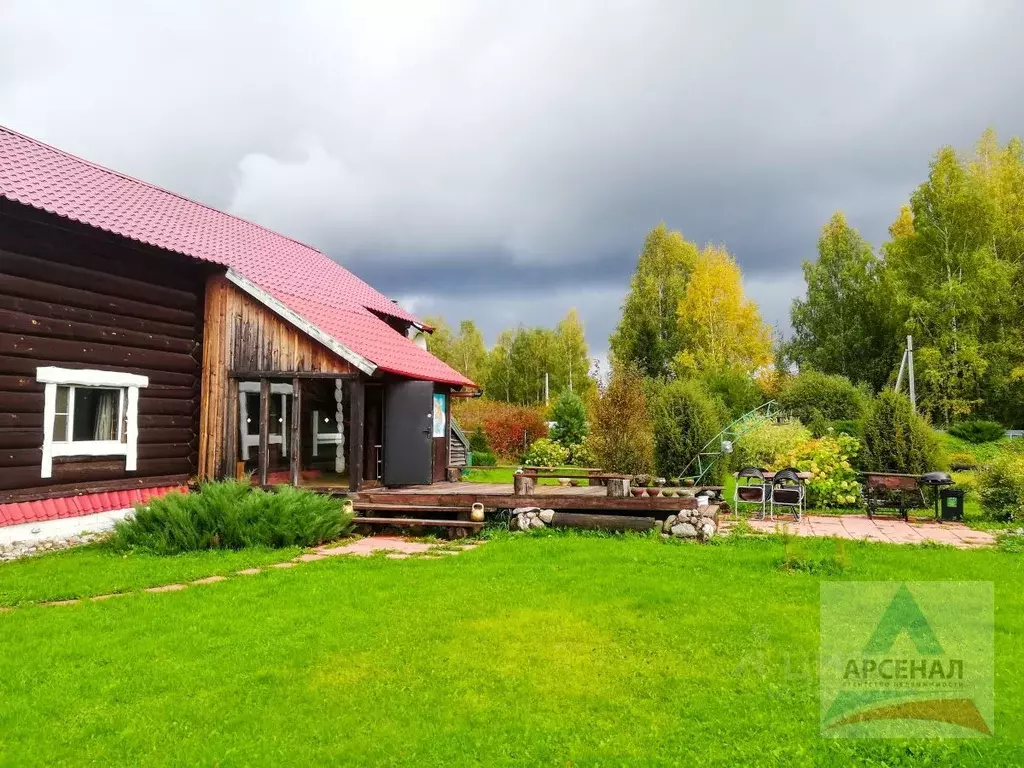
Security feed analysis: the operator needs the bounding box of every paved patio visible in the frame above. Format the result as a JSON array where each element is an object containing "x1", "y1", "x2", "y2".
[{"x1": 719, "y1": 514, "x2": 995, "y2": 549}]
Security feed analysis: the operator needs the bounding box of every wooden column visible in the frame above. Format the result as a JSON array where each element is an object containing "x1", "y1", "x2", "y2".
[
  {"x1": 289, "y1": 377, "x2": 302, "y2": 486},
  {"x1": 258, "y1": 377, "x2": 270, "y2": 486},
  {"x1": 225, "y1": 379, "x2": 238, "y2": 481},
  {"x1": 348, "y1": 379, "x2": 365, "y2": 492}
]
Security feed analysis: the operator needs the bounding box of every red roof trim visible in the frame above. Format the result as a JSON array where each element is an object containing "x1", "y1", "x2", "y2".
[{"x1": 0, "y1": 486, "x2": 186, "y2": 528}]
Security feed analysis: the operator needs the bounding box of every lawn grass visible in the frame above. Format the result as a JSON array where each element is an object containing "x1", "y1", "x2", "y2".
[
  {"x1": 0, "y1": 544, "x2": 300, "y2": 607},
  {"x1": 462, "y1": 466, "x2": 561, "y2": 485},
  {"x1": 1, "y1": 533, "x2": 1021, "y2": 766}
]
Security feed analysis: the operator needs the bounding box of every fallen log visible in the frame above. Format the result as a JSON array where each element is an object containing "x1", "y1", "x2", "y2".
[{"x1": 549, "y1": 512, "x2": 657, "y2": 531}]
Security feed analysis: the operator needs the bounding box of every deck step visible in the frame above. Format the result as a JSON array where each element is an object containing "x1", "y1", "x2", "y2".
[
  {"x1": 354, "y1": 516, "x2": 484, "y2": 529},
  {"x1": 354, "y1": 502, "x2": 474, "y2": 513}
]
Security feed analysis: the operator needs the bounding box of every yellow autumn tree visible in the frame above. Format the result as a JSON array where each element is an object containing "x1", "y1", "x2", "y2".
[{"x1": 674, "y1": 245, "x2": 773, "y2": 374}]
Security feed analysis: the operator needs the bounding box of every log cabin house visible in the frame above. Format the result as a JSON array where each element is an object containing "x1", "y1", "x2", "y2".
[{"x1": 0, "y1": 126, "x2": 476, "y2": 529}]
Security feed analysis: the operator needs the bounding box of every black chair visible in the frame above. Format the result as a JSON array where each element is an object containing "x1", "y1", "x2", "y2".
[
  {"x1": 770, "y1": 467, "x2": 805, "y2": 521},
  {"x1": 734, "y1": 466, "x2": 768, "y2": 518}
]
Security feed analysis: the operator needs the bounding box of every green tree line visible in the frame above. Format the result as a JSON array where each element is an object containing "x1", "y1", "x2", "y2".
[
  {"x1": 424, "y1": 308, "x2": 595, "y2": 405},
  {"x1": 788, "y1": 129, "x2": 1024, "y2": 427}
]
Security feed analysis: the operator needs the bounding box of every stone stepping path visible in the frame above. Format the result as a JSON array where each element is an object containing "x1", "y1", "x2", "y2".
[
  {"x1": 3, "y1": 536, "x2": 482, "y2": 612},
  {"x1": 720, "y1": 514, "x2": 995, "y2": 549}
]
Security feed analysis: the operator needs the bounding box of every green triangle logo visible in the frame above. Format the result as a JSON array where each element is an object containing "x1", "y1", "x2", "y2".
[{"x1": 863, "y1": 583, "x2": 943, "y2": 655}]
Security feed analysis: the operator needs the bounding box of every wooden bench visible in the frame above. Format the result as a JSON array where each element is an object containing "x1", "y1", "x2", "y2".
[{"x1": 519, "y1": 470, "x2": 628, "y2": 487}]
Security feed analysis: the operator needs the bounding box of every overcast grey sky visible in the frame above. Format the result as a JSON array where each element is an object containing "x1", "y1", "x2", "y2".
[{"x1": 2, "y1": 1, "x2": 1022, "y2": 363}]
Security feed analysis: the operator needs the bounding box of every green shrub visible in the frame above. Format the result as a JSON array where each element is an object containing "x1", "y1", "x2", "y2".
[
  {"x1": 649, "y1": 379, "x2": 727, "y2": 478},
  {"x1": 698, "y1": 363, "x2": 764, "y2": 419},
  {"x1": 977, "y1": 453, "x2": 1024, "y2": 522},
  {"x1": 862, "y1": 390, "x2": 946, "y2": 474},
  {"x1": 108, "y1": 481, "x2": 353, "y2": 555},
  {"x1": 779, "y1": 433, "x2": 862, "y2": 508},
  {"x1": 590, "y1": 365, "x2": 655, "y2": 474},
  {"x1": 468, "y1": 426, "x2": 490, "y2": 453},
  {"x1": 733, "y1": 419, "x2": 811, "y2": 470},
  {"x1": 566, "y1": 441, "x2": 596, "y2": 468},
  {"x1": 830, "y1": 419, "x2": 863, "y2": 437},
  {"x1": 949, "y1": 451, "x2": 979, "y2": 470},
  {"x1": 778, "y1": 370, "x2": 869, "y2": 423},
  {"x1": 549, "y1": 390, "x2": 588, "y2": 446},
  {"x1": 522, "y1": 437, "x2": 569, "y2": 467},
  {"x1": 470, "y1": 450, "x2": 497, "y2": 466},
  {"x1": 948, "y1": 420, "x2": 1005, "y2": 444}
]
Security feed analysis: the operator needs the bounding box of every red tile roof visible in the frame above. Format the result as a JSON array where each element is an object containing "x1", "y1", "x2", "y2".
[
  {"x1": 0, "y1": 126, "x2": 473, "y2": 387},
  {"x1": 0, "y1": 486, "x2": 185, "y2": 527}
]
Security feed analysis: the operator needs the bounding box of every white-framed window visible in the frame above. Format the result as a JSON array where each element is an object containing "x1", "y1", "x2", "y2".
[
  {"x1": 37, "y1": 367, "x2": 149, "y2": 479},
  {"x1": 238, "y1": 381, "x2": 293, "y2": 460}
]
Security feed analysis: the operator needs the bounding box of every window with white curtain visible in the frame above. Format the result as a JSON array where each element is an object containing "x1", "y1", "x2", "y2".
[{"x1": 36, "y1": 367, "x2": 149, "y2": 479}]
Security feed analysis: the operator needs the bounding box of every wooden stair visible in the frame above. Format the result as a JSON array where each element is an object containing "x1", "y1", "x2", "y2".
[{"x1": 350, "y1": 502, "x2": 483, "y2": 537}]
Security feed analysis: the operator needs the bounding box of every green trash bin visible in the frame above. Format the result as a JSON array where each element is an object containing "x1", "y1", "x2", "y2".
[{"x1": 939, "y1": 488, "x2": 965, "y2": 521}]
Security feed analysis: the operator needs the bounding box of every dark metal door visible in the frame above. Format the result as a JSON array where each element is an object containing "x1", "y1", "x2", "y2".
[{"x1": 383, "y1": 380, "x2": 434, "y2": 485}]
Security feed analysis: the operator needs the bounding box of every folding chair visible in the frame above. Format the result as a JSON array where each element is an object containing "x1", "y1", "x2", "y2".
[
  {"x1": 769, "y1": 467, "x2": 805, "y2": 521},
  {"x1": 734, "y1": 466, "x2": 768, "y2": 518}
]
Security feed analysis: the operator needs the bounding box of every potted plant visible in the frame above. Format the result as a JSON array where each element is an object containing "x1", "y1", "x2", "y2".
[
  {"x1": 630, "y1": 485, "x2": 646, "y2": 498},
  {"x1": 662, "y1": 488, "x2": 677, "y2": 498}
]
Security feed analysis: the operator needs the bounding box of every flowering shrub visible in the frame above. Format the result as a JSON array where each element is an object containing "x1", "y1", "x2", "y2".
[
  {"x1": 779, "y1": 433, "x2": 862, "y2": 508},
  {"x1": 733, "y1": 419, "x2": 811, "y2": 470},
  {"x1": 522, "y1": 437, "x2": 569, "y2": 467},
  {"x1": 567, "y1": 440, "x2": 596, "y2": 468},
  {"x1": 454, "y1": 398, "x2": 548, "y2": 460}
]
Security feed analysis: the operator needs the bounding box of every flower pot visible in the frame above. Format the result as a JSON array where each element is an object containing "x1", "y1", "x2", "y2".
[
  {"x1": 655, "y1": 477, "x2": 666, "y2": 487},
  {"x1": 557, "y1": 478, "x2": 570, "y2": 486},
  {"x1": 662, "y1": 489, "x2": 677, "y2": 498},
  {"x1": 569, "y1": 479, "x2": 580, "y2": 487},
  {"x1": 647, "y1": 487, "x2": 661, "y2": 497},
  {"x1": 631, "y1": 488, "x2": 646, "y2": 498}
]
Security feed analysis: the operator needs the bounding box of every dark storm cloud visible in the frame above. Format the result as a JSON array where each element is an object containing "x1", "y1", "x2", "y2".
[{"x1": 2, "y1": 0, "x2": 1023, "y2": 356}]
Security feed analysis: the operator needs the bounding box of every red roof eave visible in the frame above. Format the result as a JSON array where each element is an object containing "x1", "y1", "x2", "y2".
[{"x1": 0, "y1": 124, "x2": 468, "y2": 385}]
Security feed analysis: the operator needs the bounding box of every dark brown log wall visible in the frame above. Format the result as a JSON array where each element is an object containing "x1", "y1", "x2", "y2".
[{"x1": 0, "y1": 200, "x2": 207, "y2": 503}]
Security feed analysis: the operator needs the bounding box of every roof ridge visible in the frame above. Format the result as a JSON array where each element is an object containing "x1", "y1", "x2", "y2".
[{"x1": 0, "y1": 123, "x2": 323, "y2": 255}]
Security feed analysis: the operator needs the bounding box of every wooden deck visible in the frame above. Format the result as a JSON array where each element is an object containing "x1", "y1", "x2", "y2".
[{"x1": 342, "y1": 481, "x2": 714, "y2": 515}]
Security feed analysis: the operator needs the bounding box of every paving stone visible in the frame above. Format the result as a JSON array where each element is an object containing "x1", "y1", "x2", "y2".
[
  {"x1": 271, "y1": 561, "x2": 296, "y2": 569},
  {"x1": 191, "y1": 575, "x2": 228, "y2": 585},
  {"x1": 236, "y1": 568, "x2": 262, "y2": 576},
  {"x1": 386, "y1": 553, "x2": 409, "y2": 560},
  {"x1": 40, "y1": 599, "x2": 81, "y2": 607},
  {"x1": 295, "y1": 553, "x2": 326, "y2": 562},
  {"x1": 145, "y1": 584, "x2": 187, "y2": 593},
  {"x1": 91, "y1": 592, "x2": 129, "y2": 601}
]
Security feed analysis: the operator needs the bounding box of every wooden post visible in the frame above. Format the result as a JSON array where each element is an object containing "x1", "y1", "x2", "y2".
[
  {"x1": 348, "y1": 379, "x2": 365, "y2": 492},
  {"x1": 513, "y1": 473, "x2": 536, "y2": 496},
  {"x1": 606, "y1": 478, "x2": 629, "y2": 498},
  {"x1": 258, "y1": 378, "x2": 270, "y2": 486},
  {"x1": 289, "y1": 376, "x2": 302, "y2": 487},
  {"x1": 224, "y1": 378, "x2": 238, "y2": 481}
]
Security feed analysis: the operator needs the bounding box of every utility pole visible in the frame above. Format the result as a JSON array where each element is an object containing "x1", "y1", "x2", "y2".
[
  {"x1": 544, "y1": 372, "x2": 549, "y2": 405},
  {"x1": 906, "y1": 335, "x2": 916, "y2": 414},
  {"x1": 894, "y1": 335, "x2": 917, "y2": 414}
]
